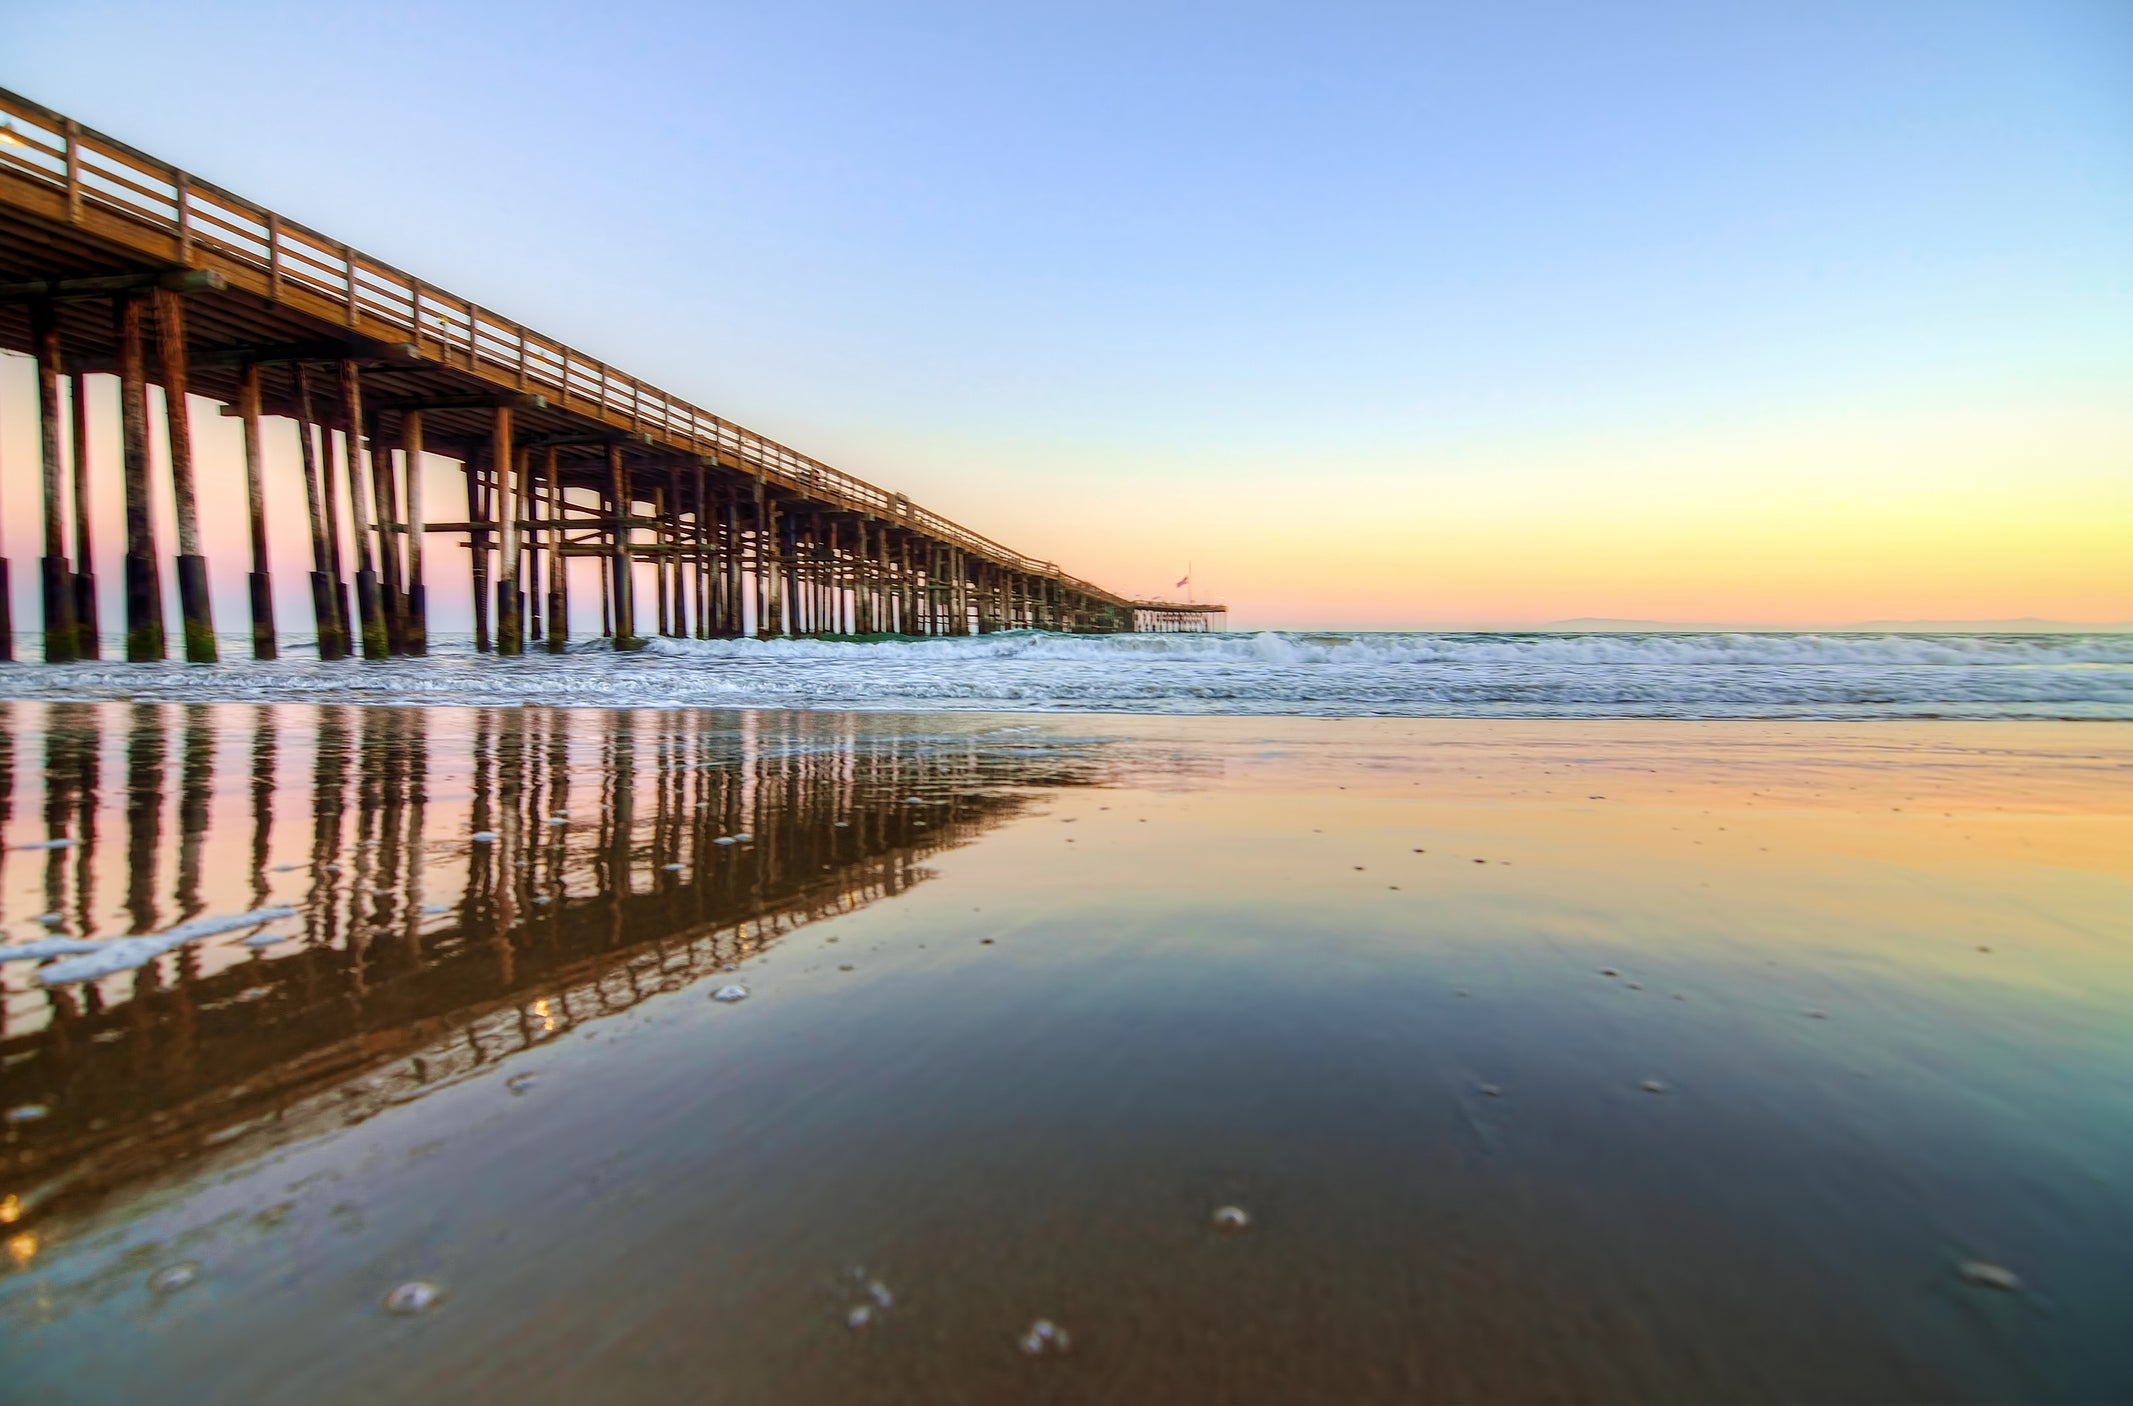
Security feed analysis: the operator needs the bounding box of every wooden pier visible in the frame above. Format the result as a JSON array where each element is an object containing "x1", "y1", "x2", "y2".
[{"x1": 0, "y1": 88, "x2": 1224, "y2": 664}]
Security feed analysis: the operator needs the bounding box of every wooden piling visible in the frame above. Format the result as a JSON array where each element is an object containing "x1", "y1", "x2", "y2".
[
  {"x1": 31, "y1": 300, "x2": 79, "y2": 662},
  {"x1": 693, "y1": 462, "x2": 710, "y2": 639},
  {"x1": 338, "y1": 361, "x2": 388, "y2": 660},
  {"x1": 366, "y1": 408, "x2": 406, "y2": 654},
  {"x1": 545, "y1": 446, "x2": 565, "y2": 653},
  {"x1": 759, "y1": 482, "x2": 776, "y2": 640},
  {"x1": 493, "y1": 409, "x2": 521, "y2": 656},
  {"x1": 154, "y1": 287, "x2": 217, "y2": 663},
  {"x1": 668, "y1": 461, "x2": 686, "y2": 638},
  {"x1": 653, "y1": 486, "x2": 671, "y2": 639},
  {"x1": 524, "y1": 450, "x2": 542, "y2": 645},
  {"x1": 607, "y1": 442, "x2": 636, "y2": 648},
  {"x1": 466, "y1": 448, "x2": 490, "y2": 653},
  {"x1": 291, "y1": 365, "x2": 345, "y2": 659},
  {"x1": 235, "y1": 362, "x2": 277, "y2": 659},
  {"x1": 114, "y1": 292, "x2": 165, "y2": 661},
  {"x1": 67, "y1": 371, "x2": 99, "y2": 659},
  {"x1": 401, "y1": 410, "x2": 427, "y2": 655}
]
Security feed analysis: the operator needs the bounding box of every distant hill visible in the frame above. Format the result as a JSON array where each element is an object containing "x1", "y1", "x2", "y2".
[{"x1": 1546, "y1": 617, "x2": 2133, "y2": 634}]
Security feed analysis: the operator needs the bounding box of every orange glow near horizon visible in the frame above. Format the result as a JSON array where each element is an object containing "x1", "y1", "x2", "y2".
[{"x1": 1, "y1": 367, "x2": 2126, "y2": 633}]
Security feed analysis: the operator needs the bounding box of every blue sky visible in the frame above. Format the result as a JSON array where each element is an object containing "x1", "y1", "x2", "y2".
[{"x1": 5, "y1": 1, "x2": 2129, "y2": 625}]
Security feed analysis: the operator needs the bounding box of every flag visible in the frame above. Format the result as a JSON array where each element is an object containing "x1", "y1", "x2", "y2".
[{"x1": 1175, "y1": 573, "x2": 1190, "y2": 588}]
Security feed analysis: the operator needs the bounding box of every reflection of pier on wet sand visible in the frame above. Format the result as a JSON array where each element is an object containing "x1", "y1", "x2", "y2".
[{"x1": 0, "y1": 703, "x2": 1114, "y2": 1233}]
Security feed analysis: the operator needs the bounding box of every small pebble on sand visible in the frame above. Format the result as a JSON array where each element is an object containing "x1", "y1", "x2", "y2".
[
  {"x1": 1957, "y1": 1260, "x2": 2022, "y2": 1292},
  {"x1": 1953, "y1": 1263, "x2": 2022, "y2": 1288},
  {"x1": 383, "y1": 1280, "x2": 445, "y2": 1315},
  {"x1": 1020, "y1": 1318, "x2": 1071, "y2": 1355},
  {"x1": 711, "y1": 985, "x2": 749, "y2": 1003},
  {"x1": 148, "y1": 1261, "x2": 201, "y2": 1294}
]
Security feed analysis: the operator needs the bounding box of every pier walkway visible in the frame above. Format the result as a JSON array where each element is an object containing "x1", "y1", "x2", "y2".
[{"x1": 0, "y1": 87, "x2": 1224, "y2": 664}]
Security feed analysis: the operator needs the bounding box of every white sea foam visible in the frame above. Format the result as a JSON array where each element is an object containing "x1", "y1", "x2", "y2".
[
  {"x1": 31, "y1": 906, "x2": 301, "y2": 984},
  {"x1": 0, "y1": 631, "x2": 2126, "y2": 720}
]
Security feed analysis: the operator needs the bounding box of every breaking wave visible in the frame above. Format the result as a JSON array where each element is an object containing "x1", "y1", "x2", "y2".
[{"x1": 2, "y1": 630, "x2": 2127, "y2": 719}]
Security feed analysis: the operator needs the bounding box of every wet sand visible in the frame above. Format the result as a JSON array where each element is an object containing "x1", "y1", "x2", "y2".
[{"x1": 2, "y1": 706, "x2": 2129, "y2": 1403}]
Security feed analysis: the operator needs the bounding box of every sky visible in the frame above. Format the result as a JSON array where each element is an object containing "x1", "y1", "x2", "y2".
[{"x1": 3, "y1": 0, "x2": 2129, "y2": 631}]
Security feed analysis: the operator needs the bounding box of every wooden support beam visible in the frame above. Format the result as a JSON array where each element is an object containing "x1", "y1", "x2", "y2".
[
  {"x1": 115, "y1": 291, "x2": 165, "y2": 661},
  {"x1": 692, "y1": 460, "x2": 709, "y2": 640},
  {"x1": 495, "y1": 409, "x2": 522, "y2": 656},
  {"x1": 545, "y1": 446, "x2": 566, "y2": 653},
  {"x1": 31, "y1": 300, "x2": 79, "y2": 661},
  {"x1": 339, "y1": 360, "x2": 388, "y2": 660},
  {"x1": 402, "y1": 409, "x2": 427, "y2": 655},
  {"x1": 68, "y1": 371, "x2": 100, "y2": 659},
  {"x1": 466, "y1": 447, "x2": 491, "y2": 653},
  {"x1": 607, "y1": 441, "x2": 637, "y2": 649},
  {"x1": 367, "y1": 406, "x2": 407, "y2": 654},
  {"x1": 668, "y1": 460, "x2": 685, "y2": 639},
  {"x1": 0, "y1": 268, "x2": 226, "y2": 304},
  {"x1": 291, "y1": 364, "x2": 346, "y2": 659},
  {"x1": 154, "y1": 286, "x2": 217, "y2": 662},
  {"x1": 377, "y1": 391, "x2": 547, "y2": 413},
  {"x1": 190, "y1": 337, "x2": 420, "y2": 369},
  {"x1": 236, "y1": 362, "x2": 277, "y2": 659}
]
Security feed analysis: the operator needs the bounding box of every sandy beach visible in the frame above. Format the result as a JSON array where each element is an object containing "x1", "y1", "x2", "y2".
[{"x1": 3, "y1": 705, "x2": 2127, "y2": 1402}]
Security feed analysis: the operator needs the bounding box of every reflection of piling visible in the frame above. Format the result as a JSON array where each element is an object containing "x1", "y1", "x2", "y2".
[
  {"x1": 123, "y1": 705, "x2": 164, "y2": 933},
  {"x1": 0, "y1": 700, "x2": 1158, "y2": 1222},
  {"x1": 175, "y1": 705, "x2": 213, "y2": 922},
  {"x1": 249, "y1": 705, "x2": 275, "y2": 906}
]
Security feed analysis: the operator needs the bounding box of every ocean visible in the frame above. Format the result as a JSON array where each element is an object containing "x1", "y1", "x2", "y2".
[{"x1": 4, "y1": 629, "x2": 2129, "y2": 718}]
